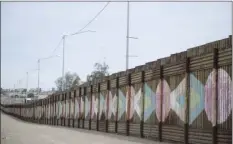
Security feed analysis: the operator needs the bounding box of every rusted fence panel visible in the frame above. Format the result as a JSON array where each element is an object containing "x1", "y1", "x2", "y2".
[
  {"x1": 99, "y1": 79, "x2": 108, "y2": 132},
  {"x1": 70, "y1": 91, "x2": 75, "y2": 127},
  {"x1": 129, "y1": 67, "x2": 144, "y2": 137},
  {"x1": 117, "y1": 71, "x2": 127, "y2": 135},
  {"x1": 108, "y1": 74, "x2": 118, "y2": 133},
  {"x1": 188, "y1": 47, "x2": 215, "y2": 144},
  {"x1": 161, "y1": 53, "x2": 186, "y2": 143},
  {"x1": 91, "y1": 82, "x2": 98, "y2": 130},
  {"x1": 143, "y1": 61, "x2": 160, "y2": 140},
  {"x1": 80, "y1": 87, "x2": 85, "y2": 128},
  {"x1": 216, "y1": 48, "x2": 232, "y2": 144},
  {"x1": 74, "y1": 89, "x2": 79, "y2": 128},
  {"x1": 84, "y1": 85, "x2": 91, "y2": 129}
]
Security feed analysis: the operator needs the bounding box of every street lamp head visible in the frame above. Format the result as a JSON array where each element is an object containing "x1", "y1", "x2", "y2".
[{"x1": 86, "y1": 30, "x2": 96, "y2": 33}]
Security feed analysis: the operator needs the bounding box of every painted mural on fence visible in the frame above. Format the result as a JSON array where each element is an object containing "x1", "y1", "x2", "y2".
[
  {"x1": 217, "y1": 69, "x2": 232, "y2": 124},
  {"x1": 126, "y1": 86, "x2": 135, "y2": 120},
  {"x1": 85, "y1": 96, "x2": 89, "y2": 118},
  {"x1": 75, "y1": 98, "x2": 79, "y2": 119},
  {"x1": 66, "y1": 100, "x2": 69, "y2": 118},
  {"x1": 144, "y1": 83, "x2": 156, "y2": 122},
  {"x1": 170, "y1": 78, "x2": 186, "y2": 122},
  {"x1": 112, "y1": 93, "x2": 118, "y2": 118},
  {"x1": 71, "y1": 100, "x2": 74, "y2": 118},
  {"x1": 134, "y1": 88, "x2": 142, "y2": 119},
  {"x1": 189, "y1": 74, "x2": 205, "y2": 124},
  {"x1": 106, "y1": 91, "x2": 112, "y2": 120},
  {"x1": 155, "y1": 79, "x2": 171, "y2": 122},
  {"x1": 62, "y1": 101, "x2": 65, "y2": 117},
  {"x1": 80, "y1": 97, "x2": 84, "y2": 118},
  {"x1": 93, "y1": 95, "x2": 99, "y2": 120},
  {"x1": 140, "y1": 68, "x2": 232, "y2": 125},
  {"x1": 99, "y1": 93, "x2": 105, "y2": 120},
  {"x1": 205, "y1": 68, "x2": 232, "y2": 125},
  {"x1": 91, "y1": 95, "x2": 95, "y2": 119},
  {"x1": 118, "y1": 89, "x2": 126, "y2": 121}
]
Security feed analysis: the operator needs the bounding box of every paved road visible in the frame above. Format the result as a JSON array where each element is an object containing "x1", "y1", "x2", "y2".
[{"x1": 1, "y1": 113, "x2": 171, "y2": 144}]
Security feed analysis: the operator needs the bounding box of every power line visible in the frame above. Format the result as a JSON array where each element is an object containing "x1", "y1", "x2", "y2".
[
  {"x1": 73, "y1": 1, "x2": 111, "y2": 34},
  {"x1": 50, "y1": 38, "x2": 63, "y2": 56}
]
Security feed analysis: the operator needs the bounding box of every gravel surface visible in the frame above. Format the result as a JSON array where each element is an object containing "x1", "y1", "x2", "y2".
[{"x1": 1, "y1": 113, "x2": 172, "y2": 144}]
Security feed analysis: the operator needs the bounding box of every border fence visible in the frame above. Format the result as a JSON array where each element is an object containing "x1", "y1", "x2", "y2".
[{"x1": 1, "y1": 35, "x2": 232, "y2": 144}]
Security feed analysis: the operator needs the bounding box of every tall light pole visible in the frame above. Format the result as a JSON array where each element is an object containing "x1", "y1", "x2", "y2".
[
  {"x1": 37, "y1": 59, "x2": 40, "y2": 96},
  {"x1": 126, "y1": 1, "x2": 130, "y2": 71},
  {"x1": 126, "y1": 1, "x2": 138, "y2": 72},
  {"x1": 37, "y1": 55, "x2": 60, "y2": 96},
  {"x1": 26, "y1": 72, "x2": 28, "y2": 99},
  {"x1": 61, "y1": 30, "x2": 96, "y2": 91}
]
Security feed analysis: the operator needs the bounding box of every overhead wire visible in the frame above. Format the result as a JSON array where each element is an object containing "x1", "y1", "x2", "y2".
[
  {"x1": 74, "y1": 1, "x2": 111, "y2": 34},
  {"x1": 49, "y1": 37, "x2": 63, "y2": 56}
]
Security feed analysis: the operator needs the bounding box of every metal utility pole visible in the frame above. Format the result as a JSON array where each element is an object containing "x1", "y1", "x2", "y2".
[
  {"x1": 125, "y1": 2, "x2": 138, "y2": 72},
  {"x1": 126, "y1": 1, "x2": 130, "y2": 71},
  {"x1": 37, "y1": 59, "x2": 40, "y2": 96},
  {"x1": 14, "y1": 84, "x2": 16, "y2": 96},
  {"x1": 26, "y1": 72, "x2": 28, "y2": 91},
  {"x1": 62, "y1": 35, "x2": 65, "y2": 92},
  {"x1": 26, "y1": 72, "x2": 28, "y2": 98}
]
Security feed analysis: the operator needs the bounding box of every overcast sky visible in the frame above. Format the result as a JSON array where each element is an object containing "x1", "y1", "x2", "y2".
[{"x1": 1, "y1": 2, "x2": 232, "y2": 90}]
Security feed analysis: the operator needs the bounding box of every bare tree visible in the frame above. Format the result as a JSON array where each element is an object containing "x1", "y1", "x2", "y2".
[
  {"x1": 55, "y1": 72, "x2": 81, "y2": 91},
  {"x1": 87, "y1": 62, "x2": 109, "y2": 82}
]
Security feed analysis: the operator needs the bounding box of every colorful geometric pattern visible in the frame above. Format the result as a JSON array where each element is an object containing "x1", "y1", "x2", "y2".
[
  {"x1": 99, "y1": 93, "x2": 105, "y2": 120},
  {"x1": 126, "y1": 86, "x2": 135, "y2": 119},
  {"x1": 91, "y1": 95, "x2": 96, "y2": 119},
  {"x1": 134, "y1": 88, "x2": 142, "y2": 119},
  {"x1": 112, "y1": 93, "x2": 117, "y2": 117},
  {"x1": 144, "y1": 83, "x2": 156, "y2": 122},
  {"x1": 66, "y1": 100, "x2": 69, "y2": 118},
  {"x1": 205, "y1": 68, "x2": 232, "y2": 125},
  {"x1": 80, "y1": 97, "x2": 84, "y2": 116},
  {"x1": 204, "y1": 71, "x2": 214, "y2": 124},
  {"x1": 85, "y1": 96, "x2": 89, "y2": 118},
  {"x1": 94, "y1": 96, "x2": 99, "y2": 118},
  {"x1": 170, "y1": 78, "x2": 186, "y2": 122},
  {"x1": 75, "y1": 99, "x2": 79, "y2": 118},
  {"x1": 217, "y1": 69, "x2": 232, "y2": 124},
  {"x1": 70, "y1": 100, "x2": 74, "y2": 117},
  {"x1": 118, "y1": 90, "x2": 126, "y2": 121},
  {"x1": 189, "y1": 74, "x2": 205, "y2": 124},
  {"x1": 156, "y1": 80, "x2": 171, "y2": 122},
  {"x1": 106, "y1": 91, "x2": 112, "y2": 120}
]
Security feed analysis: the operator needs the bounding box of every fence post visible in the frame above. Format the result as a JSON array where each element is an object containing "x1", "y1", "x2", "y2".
[
  {"x1": 115, "y1": 76, "x2": 119, "y2": 133},
  {"x1": 89, "y1": 85, "x2": 93, "y2": 130},
  {"x1": 68, "y1": 91, "x2": 72, "y2": 127},
  {"x1": 184, "y1": 57, "x2": 190, "y2": 144},
  {"x1": 126, "y1": 73, "x2": 131, "y2": 136},
  {"x1": 82, "y1": 87, "x2": 85, "y2": 129},
  {"x1": 73, "y1": 90, "x2": 76, "y2": 128},
  {"x1": 97, "y1": 82, "x2": 100, "y2": 131},
  {"x1": 78, "y1": 88, "x2": 81, "y2": 128},
  {"x1": 65, "y1": 93, "x2": 67, "y2": 126},
  {"x1": 106, "y1": 79, "x2": 110, "y2": 133},
  {"x1": 62, "y1": 94, "x2": 65, "y2": 126},
  {"x1": 140, "y1": 70, "x2": 145, "y2": 138},
  {"x1": 158, "y1": 65, "x2": 163, "y2": 142},
  {"x1": 33, "y1": 99, "x2": 35, "y2": 122},
  {"x1": 212, "y1": 48, "x2": 218, "y2": 144}
]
